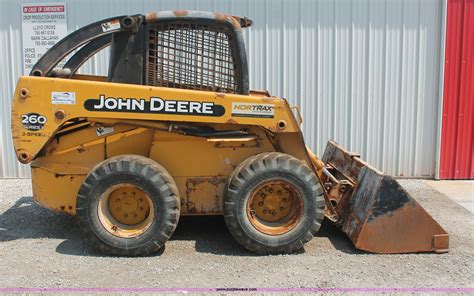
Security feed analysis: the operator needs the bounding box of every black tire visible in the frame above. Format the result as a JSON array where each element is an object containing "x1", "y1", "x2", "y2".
[
  {"x1": 76, "y1": 155, "x2": 180, "y2": 256},
  {"x1": 224, "y1": 152, "x2": 325, "y2": 254}
]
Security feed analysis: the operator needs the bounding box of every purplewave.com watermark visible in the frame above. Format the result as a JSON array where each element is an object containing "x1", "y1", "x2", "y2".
[{"x1": 0, "y1": 287, "x2": 473, "y2": 293}]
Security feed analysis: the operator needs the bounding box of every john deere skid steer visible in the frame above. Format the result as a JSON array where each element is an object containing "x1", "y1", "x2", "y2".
[{"x1": 11, "y1": 11, "x2": 448, "y2": 256}]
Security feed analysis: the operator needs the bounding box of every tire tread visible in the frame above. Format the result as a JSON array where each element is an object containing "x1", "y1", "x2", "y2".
[
  {"x1": 76, "y1": 154, "x2": 180, "y2": 256},
  {"x1": 224, "y1": 152, "x2": 325, "y2": 254}
]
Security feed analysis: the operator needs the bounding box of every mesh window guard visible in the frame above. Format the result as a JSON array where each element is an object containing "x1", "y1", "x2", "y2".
[{"x1": 146, "y1": 22, "x2": 239, "y2": 93}]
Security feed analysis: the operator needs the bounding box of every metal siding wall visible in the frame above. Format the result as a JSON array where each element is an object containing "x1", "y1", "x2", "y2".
[
  {"x1": 0, "y1": 0, "x2": 30, "y2": 178},
  {"x1": 440, "y1": 0, "x2": 474, "y2": 179},
  {"x1": 0, "y1": 0, "x2": 443, "y2": 178}
]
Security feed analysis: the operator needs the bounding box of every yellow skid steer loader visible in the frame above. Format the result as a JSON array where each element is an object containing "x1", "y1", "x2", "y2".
[{"x1": 11, "y1": 11, "x2": 448, "y2": 256}]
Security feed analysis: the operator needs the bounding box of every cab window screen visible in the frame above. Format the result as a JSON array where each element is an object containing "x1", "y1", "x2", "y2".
[{"x1": 146, "y1": 22, "x2": 238, "y2": 93}]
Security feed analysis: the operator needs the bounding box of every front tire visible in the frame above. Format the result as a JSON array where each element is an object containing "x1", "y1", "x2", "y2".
[
  {"x1": 76, "y1": 155, "x2": 180, "y2": 256},
  {"x1": 224, "y1": 152, "x2": 325, "y2": 254}
]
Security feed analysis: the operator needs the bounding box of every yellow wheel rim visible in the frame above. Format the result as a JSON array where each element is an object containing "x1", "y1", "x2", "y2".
[
  {"x1": 98, "y1": 184, "x2": 154, "y2": 238},
  {"x1": 247, "y1": 180, "x2": 303, "y2": 235}
]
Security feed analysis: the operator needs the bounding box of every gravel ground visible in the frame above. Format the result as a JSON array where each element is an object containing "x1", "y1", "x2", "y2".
[{"x1": 0, "y1": 178, "x2": 473, "y2": 290}]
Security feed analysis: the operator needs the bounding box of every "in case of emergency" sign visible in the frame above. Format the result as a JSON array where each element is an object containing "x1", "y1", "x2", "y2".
[{"x1": 21, "y1": 3, "x2": 67, "y2": 75}]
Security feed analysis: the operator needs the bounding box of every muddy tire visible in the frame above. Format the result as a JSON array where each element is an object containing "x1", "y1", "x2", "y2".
[
  {"x1": 76, "y1": 155, "x2": 180, "y2": 256},
  {"x1": 224, "y1": 152, "x2": 325, "y2": 254}
]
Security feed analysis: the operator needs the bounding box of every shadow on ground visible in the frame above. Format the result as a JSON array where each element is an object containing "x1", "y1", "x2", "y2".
[{"x1": 0, "y1": 196, "x2": 358, "y2": 257}]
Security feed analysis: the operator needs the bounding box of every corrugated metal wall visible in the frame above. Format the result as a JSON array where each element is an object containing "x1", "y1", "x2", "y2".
[
  {"x1": 0, "y1": 0, "x2": 445, "y2": 178},
  {"x1": 439, "y1": 0, "x2": 473, "y2": 179}
]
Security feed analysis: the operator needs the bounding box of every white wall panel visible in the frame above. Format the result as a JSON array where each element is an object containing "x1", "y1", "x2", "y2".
[{"x1": 0, "y1": 0, "x2": 444, "y2": 177}]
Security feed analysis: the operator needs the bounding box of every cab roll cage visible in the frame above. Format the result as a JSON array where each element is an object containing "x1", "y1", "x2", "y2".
[{"x1": 31, "y1": 11, "x2": 252, "y2": 95}]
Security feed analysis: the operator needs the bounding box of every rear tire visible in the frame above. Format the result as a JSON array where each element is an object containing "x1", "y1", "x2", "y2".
[
  {"x1": 76, "y1": 155, "x2": 180, "y2": 256},
  {"x1": 224, "y1": 152, "x2": 325, "y2": 254}
]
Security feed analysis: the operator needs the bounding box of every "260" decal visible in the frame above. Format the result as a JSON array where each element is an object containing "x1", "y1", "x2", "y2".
[{"x1": 21, "y1": 113, "x2": 47, "y2": 131}]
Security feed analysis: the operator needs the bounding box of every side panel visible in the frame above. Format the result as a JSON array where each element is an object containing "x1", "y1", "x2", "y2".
[
  {"x1": 31, "y1": 167, "x2": 84, "y2": 215},
  {"x1": 149, "y1": 126, "x2": 276, "y2": 214},
  {"x1": 11, "y1": 76, "x2": 300, "y2": 163}
]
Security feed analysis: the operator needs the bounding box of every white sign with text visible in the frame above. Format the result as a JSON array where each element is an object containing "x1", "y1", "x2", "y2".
[{"x1": 21, "y1": 3, "x2": 67, "y2": 75}]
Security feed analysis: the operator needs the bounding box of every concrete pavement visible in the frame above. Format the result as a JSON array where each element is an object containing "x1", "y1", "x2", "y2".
[{"x1": 424, "y1": 180, "x2": 474, "y2": 213}]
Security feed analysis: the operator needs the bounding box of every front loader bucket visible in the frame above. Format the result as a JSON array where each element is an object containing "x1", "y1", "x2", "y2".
[{"x1": 321, "y1": 141, "x2": 449, "y2": 253}]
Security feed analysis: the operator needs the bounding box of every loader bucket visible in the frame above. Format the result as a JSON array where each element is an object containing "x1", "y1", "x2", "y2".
[{"x1": 321, "y1": 141, "x2": 449, "y2": 254}]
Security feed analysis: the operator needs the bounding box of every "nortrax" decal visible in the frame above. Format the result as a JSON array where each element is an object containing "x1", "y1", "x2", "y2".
[
  {"x1": 84, "y1": 95, "x2": 225, "y2": 117},
  {"x1": 231, "y1": 102, "x2": 275, "y2": 118}
]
